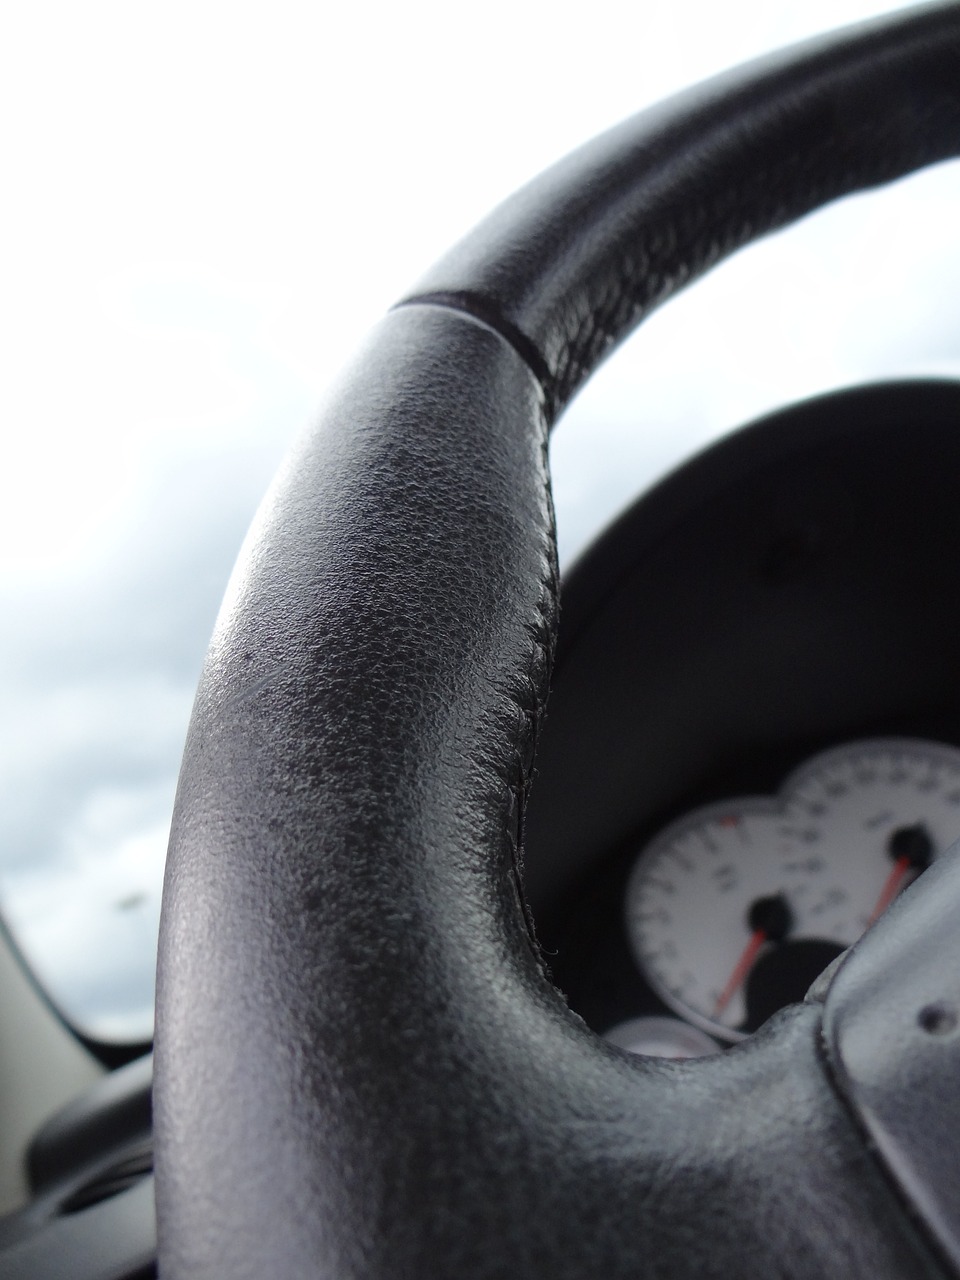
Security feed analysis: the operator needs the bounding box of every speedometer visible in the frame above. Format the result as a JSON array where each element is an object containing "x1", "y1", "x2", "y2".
[{"x1": 625, "y1": 738, "x2": 960, "y2": 1042}]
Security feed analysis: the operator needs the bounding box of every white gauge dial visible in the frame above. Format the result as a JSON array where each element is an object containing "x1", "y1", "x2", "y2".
[
  {"x1": 626, "y1": 800, "x2": 813, "y2": 1040},
  {"x1": 783, "y1": 739, "x2": 960, "y2": 941},
  {"x1": 626, "y1": 738, "x2": 960, "y2": 1043}
]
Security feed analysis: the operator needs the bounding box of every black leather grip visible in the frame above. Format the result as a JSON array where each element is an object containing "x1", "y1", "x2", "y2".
[
  {"x1": 155, "y1": 5, "x2": 960, "y2": 1277},
  {"x1": 405, "y1": 2, "x2": 960, "y2": 416}
]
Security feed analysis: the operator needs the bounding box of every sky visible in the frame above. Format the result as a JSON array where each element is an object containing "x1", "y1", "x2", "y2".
[{"x1": 1, "y1": 0, "x2": 959, "y2": 1041}]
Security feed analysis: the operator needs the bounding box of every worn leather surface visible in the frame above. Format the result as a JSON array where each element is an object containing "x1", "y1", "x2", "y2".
[
  {"x1": 155, "y1": 5, "x2": 960, "y2": 1277},
  {"x1": 405, "y1": 2, "x2": 960, "y2": 416}
]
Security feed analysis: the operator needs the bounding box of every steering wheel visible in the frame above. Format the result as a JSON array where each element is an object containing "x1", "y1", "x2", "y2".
[{"x1": 155, "y1": 5, "x2": 960, "y2": 1277}]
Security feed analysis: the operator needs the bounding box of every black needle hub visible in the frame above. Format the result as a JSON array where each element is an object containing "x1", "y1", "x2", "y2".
[
  {"x1": 888, "y1": 823, "x2": 933, "y2": 869},
  {"x1": 747, "y1": 893, "x2": 792, "y2": 942}
]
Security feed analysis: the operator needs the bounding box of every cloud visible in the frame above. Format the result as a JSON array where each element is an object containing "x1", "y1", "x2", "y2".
[
  {"x1": 1, "y1": 0, "x2": 958, "y2": 1044},
  {"x1": 4, "y1": 802, "x2": 171, "y2": 1042},
  {"x1": 0, "y1": 281, "x2": 312, "y2": 1038}
]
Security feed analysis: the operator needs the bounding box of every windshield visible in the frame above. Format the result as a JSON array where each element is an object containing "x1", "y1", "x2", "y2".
[{"x1": 2, "y1": 0, "x2": 958, "y2": 1043}]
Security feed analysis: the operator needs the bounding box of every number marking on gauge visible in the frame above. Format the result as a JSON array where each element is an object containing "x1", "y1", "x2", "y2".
[{"x1": 625, "y1": 738, "x2": 960, "y2": 1042}]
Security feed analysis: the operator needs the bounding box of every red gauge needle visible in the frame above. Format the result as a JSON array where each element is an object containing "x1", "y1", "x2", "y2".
[
  {"x1": 713, "y1": 928, "x2": 767, "y2": 1017},
  {"x1": 713, "y1": 893, "x2": 793, "y2": 1019},
  {"x1": 867, "y1": 824, "x2": 934, "y2": 927},
  {"x1": 866, "y1": 853, "x2": 912, "y2": 926}
]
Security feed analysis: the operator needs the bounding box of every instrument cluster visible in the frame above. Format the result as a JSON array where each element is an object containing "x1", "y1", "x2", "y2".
[
  {"x1": 523, "y1": 383, "x2": 960, "y2": 1063},
  {"x1": 604, "y1": 737, "x2": 960, "y2": 1056}
]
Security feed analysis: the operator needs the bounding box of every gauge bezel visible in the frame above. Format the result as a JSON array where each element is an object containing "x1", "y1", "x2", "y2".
[
  {"x1": 624, "y1": 736, "x2": 960, "y2": 1043},
  {"x1": 625, "y1": 795, "x2": 786, "y2": 1042}
]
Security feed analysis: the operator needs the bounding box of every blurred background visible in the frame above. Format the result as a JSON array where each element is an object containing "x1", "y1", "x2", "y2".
[{"x1": 1, "y1": 0, "x2": 958, "y2": 1041}]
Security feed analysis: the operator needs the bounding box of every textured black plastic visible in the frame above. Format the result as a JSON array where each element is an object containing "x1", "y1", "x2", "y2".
[
  {"x1": 0, "y1": 1177, "x2": 155, "y2": 1280},
  {"x1": 823, "y1": 846, "x2": 960, "y2": 1273},
  {"x1": 28, "y1": 1054, "x2": 152, "y2": 1196},
  {"x1": 522, "y1": 382, "x2": 960, "y2": 923},
  {"x1": 155, "y1": 5, "x2": 960, "y2": 1278}
]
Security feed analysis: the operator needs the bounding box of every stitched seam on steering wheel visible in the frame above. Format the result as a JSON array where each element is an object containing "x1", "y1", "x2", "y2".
[
  {"x1": 507, "y1": 393, "x2": 560, "y2": 969},
  {"x1": 393, "y1": 290, "x2": 558, "y2": 419}
]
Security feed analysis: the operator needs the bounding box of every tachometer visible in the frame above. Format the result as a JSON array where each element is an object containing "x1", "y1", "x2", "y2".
[{"x1": 625, "y1": 738, "x2": 960, "y2": 1042}]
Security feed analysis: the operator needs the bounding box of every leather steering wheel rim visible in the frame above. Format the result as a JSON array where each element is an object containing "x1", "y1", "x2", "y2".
[{"x1": 156, "y1": 5, "x2": 960, "y2": 1277}]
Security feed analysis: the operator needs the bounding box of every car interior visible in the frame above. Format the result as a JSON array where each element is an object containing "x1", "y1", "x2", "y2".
[{"x1": 2, "y1": 3, "x2": 960, "y2": 1277}]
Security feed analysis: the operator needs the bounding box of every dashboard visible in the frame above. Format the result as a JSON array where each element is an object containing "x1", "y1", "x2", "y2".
[
  {"x1": 524, "y1": 378, "x2": 960, "y2": 1059},
  {"x1": 4, "y1": 377, "x2": 960, "y2": 1278}
]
